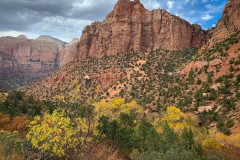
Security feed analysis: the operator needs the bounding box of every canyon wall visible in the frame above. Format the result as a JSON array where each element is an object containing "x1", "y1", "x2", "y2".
[
  {"x1": 76, "y1": 0, "x2": 207, "y2": 60},
  {"x1": 0, "y1": 35, "x2": 77, "y2": 89},
  {"x1": 207, "y1": 0, "x2": 240, "y2": 47}
]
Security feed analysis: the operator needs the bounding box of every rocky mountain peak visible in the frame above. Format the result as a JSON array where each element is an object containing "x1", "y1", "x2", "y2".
[
  {"x1": 36, "y1": 35, "x2": 64, "y2": 43},
  {"x1": 16, "y1": 34, "x2": 28, "y2": 39},
  {"x1": 36, "y1": 35, "x2": 53, "y2": 41},
  {"x1": 66, "y1": 38, "x2": 79, "y2": 47},
  {"x1": 117, "y1": 0, "x2": 140, "y2": 3},
  {"x1": 222, "y1": 0, "x2": 240, "y2": 31},
  {"x1": 36, "y1": 35, "x2": 66, "y2": 50},
  {"x1": 110, "y1": 0, "x2": 145, "y2": 18},
  {"x1": 115, "y1": 0, "x2": 142, "y2": 8},
  {"x1": 76, "y1": 0, "x2": 207, "y2": 61}
]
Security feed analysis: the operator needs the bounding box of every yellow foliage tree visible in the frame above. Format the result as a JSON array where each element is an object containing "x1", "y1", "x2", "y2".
[
  {"x1": 200, "y1": 129, "x2": 240, "y2": 159},
  {"x1": 205, "y1": 129, "x2": 240, "y2": 148},
  {"x1": 160, "y1": 106, "x2": 198, "y2": 133},
  {"x1": 202, "y1": 137, "x2": 221, "y2": 149},
  {"x1": 94, "y1": 97, "x2": 143, "y2": 120},
  {"x1": 162, "y1": 106, "x2": 184, "y2": 122},
  {"x1": 93, "y1": 98, "x2": 144, "y2": 135},
  {"x1": 75, "y1": 117, "x2": 94, "y2": 143},
  {"x1": 227, "y1": 133, "x2": 240, "y2": 148},
  {"x1": 197, "y1": 49, "x2": 203, "y2": 55},
  {"x1": 26, "y1": 110, "x2": 78, "y2": 157}
]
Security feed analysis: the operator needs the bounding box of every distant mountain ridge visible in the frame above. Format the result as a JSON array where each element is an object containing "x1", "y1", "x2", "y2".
[{"x1": 0, "y1": 35, "x2": 78, "y2": 90}]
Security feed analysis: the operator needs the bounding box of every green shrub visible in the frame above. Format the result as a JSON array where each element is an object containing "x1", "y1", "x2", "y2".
[
  {"x1": 196, "y1": 79, "x2": 202, "y2": 85},
  {"x1": 217, "y1": 119, "x2": 231, "y2": 135},
  {"x1": 229, "y1": 66, "x2": 234, "y2": 72},
  {"x1": 0, "y1": 130, "x2": 24, "y2": 160},
  {"x1": 221, "y1": 97, "x2": 235, "y2": 110},
  {"x1": 236, "y1": 74, "x2": 240, "y2": 83}
]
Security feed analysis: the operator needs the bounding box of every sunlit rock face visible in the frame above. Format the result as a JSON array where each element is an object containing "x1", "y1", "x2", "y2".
[
  {"x1": 207, "y1": 0, "x2": 240, "y2": 47},
  {"x1": 76, "y1": 0, "x2": 207, "y2": 60}
]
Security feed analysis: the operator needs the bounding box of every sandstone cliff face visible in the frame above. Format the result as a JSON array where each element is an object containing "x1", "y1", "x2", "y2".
[
  {"x1": 76, "y1": 0, "x2": 207, "y2": 60},
  {"x1": 59, "y1": 38, "x2": 79, "y2": 67},
  {"x1": 0, "y1": 35, "x2": 68, "y2": 89},
  {"x1": 207, "y1": 0, "x2": 240, "y2": 47}
]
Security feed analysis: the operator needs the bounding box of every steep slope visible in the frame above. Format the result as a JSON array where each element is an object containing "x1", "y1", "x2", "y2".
[
  {"x1": 23, "y1": 0, "x2": 240, "y2": 134},
  {"x1": 76, "y1": 0, "x2": 207, "y2": 60},
  {"x1": 207, "y1": 0, "x2": 240, "y2": 47},
  {"x1": 23, "y1": 53, "x2": 128, "y2": 101},
  {"x1": 110, "y1": 32, "x2": 240, "y2": 134},
  {"x1": 25, "y1": 31, "x2": 240, "y2": 134},
  {"x1": 0, "y1": 35, "x2": 76, "y2": 90}
]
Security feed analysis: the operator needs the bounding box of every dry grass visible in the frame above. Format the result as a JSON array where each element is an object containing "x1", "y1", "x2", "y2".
[
  {"x1": 0, "y1": 147, "x2": 24, "y2": 160},
  {"x1": 204, "y1": 146, "x2": 240, "y2": 160},
  {"x1": 77, "y1": 143, "x2": 125, "y2": 160}
]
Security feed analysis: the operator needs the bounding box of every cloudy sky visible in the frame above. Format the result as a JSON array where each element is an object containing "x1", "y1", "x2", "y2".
[{"x1": 0, "y1": 0, "x2": 228, "y2": 42}]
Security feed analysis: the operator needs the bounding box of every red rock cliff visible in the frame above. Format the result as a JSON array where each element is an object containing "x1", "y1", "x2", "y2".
[
  {"x1": 59, "y1": 38, "x2": 79, "y2": 67},
  {"x1": 207, "y1": 0, "x2": 240, "y2": 47},
  {"x1": 76, "y1": 0, "x2": 207, "y2": 60},
  {"x1": 0, "y1": 35, "x2": 68, "y2": 89}
]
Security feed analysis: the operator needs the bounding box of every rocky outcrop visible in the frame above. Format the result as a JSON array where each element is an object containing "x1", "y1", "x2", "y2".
[
  {"x1": 36, "y1": 35, "x2": 66, "y2": 50},
  {"x1": 182, "y1": 61, "x2": 208, "y2": 75},
  {"x1": 76, "y1": 0, "x2": 207, "y2": 60},
  {"x1": 59, "y1": 38, "x2": 79, "y2": 67},
  {"x1": 0, "y1": 35, "x2": 69, "y2": 89},
  {"x1": 207, "y1": 0, "x2": 240, "y2": 47},
  {"x1": 209, "y1": 59, "x2": 222, "y2": 67},
  {"x1": 66, "y1": 38, "x2": 79, "y2": 47}
]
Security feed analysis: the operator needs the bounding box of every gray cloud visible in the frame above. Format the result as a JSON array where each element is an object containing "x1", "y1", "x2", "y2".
[
  {"x1": 0, "y1": 0, "x2": 226, "y2": 42},
  {"x1": 0, "y1": 0, "x2": 68, "y2": 31},
  {"x1": 0, "y1": 0, "x2": 118, "y2": 32}
]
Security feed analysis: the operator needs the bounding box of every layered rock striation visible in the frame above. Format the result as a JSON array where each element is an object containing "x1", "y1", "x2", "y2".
[
  {"x1": 76, "y1": 0, "x2": 207, "y2": 60},
  {"x1": 0, "y1": 35, "x2": 77, "y2": 89}
]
